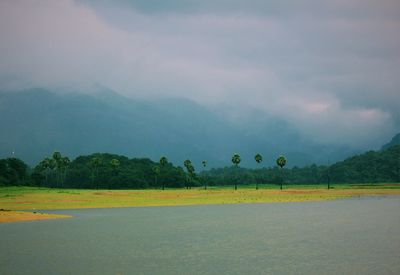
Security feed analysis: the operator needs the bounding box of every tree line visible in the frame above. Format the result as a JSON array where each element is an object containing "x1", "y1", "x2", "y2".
[{"x1": 0, "y1": 145, "x2": 399, "y2": 189}]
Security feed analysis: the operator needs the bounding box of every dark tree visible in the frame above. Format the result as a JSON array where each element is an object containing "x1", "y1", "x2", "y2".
[
  {"x1": 89, "y1": 157, "x2": 102, "y2": 189},
  {"x1": 110, "y1": 159, "x2": 120, "y2": 175},
  {"x1": 184, "y1": 159, "x2": 195, "y2": 189},
  {"x1": 60, "y1": 157, "x2": 70, "y2": 187},
  {"x1": 36, "y1": 157, "x2": 51, "y2": 186},
  {"x1": 159, "y1": 156, "x2": 168, "y2": 190},
  {"x1": 0, "y1": 158, "x2": 28, "y2": 186},
  {"x1": 152, "y1": 166, "x2": 160, "y2": 188},
  {"x1": 254, "y1": 153, "x2": 263, "y2": 190},
  {"x1": 53, "y1": 151, "x2": 63, "y2": 187},
  {"x1": 202, "y1": 160, "x2": 207, "y2": 189},
  {"x1": 276, "y1": 155, "x2": 287, "y2": 190},
  {"x1": 109, "y1": 158, "x2": 120, "y2": 189},
  {"x1": 231, "y1": 153, "x2": 241, "y2": 190}
]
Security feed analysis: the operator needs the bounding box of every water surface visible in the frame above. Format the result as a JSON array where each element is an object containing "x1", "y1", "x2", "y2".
[{"x1": 1, "y1": 197, "x2": 399, "y2": 274}]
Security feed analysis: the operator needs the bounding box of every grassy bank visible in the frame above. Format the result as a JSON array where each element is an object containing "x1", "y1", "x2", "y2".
[{"x1": 1, "y1": 184, "x2": 400, "y2": 212}]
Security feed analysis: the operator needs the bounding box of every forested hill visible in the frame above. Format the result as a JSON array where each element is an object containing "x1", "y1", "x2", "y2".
[
  {"x1": 328, "y1": 144, "x2": 399, "y2": 183},
  {"x1": 381, "y1": 133, "x2": 400, "y2": 150},
  {"x1": 204, "y1": 145, "x2": 400, "y2": 185}
]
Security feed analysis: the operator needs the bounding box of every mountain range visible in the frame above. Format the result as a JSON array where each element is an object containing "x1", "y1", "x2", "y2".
[{"x1": 0, "y1": 88, "x2": 371, "y2": 168}]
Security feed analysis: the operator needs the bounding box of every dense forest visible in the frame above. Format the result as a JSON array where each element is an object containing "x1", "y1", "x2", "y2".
[
  {"x1": 0, "y1": 145, "x2": 399, "y2": 189},
  {"x1": 204, "y1": 145, "x2": 400, "y2": 186}
]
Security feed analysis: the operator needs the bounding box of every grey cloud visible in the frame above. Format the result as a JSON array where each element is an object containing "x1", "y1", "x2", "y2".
[
  {"x1": 80, "y1": 0, "x2": 400, "y2": 19},
  {"x1": 0, "y1": 0, "x2": 399, "y2": 150}
]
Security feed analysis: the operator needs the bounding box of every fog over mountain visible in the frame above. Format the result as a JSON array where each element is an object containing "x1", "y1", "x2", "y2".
[
  {"x1": 0, "y1": 0, "x2": 399, "y2": 165},
  {"x1": 0, "y1": 88, "x2": 358, "y2": 167}
]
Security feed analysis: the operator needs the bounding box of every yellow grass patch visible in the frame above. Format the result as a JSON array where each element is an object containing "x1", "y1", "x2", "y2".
[
  {"x1": 1, "y1": 186, "x2": 400, "y2": 213},
  {"x1": 0, "y1": 210, "x2": 71, "y2": 223}
]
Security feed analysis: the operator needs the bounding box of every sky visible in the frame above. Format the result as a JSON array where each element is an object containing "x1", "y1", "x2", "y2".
[{"x1": 0, "y1": 0, "x2": 399, "y2": 149}]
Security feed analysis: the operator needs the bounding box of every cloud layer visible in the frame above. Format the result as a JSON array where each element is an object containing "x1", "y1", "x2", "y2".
[{"x1": 0, "y1": 0, "x2": 399, "y2": 149}]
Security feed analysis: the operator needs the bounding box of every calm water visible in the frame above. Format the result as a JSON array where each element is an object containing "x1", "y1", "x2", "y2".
[{"x1": 1, "y1": 197, "x2": 399, "y2": 275}]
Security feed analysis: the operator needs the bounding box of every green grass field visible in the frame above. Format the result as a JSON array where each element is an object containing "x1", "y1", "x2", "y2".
[{"x1": 1, "y1": 183, "x2": 400, "y2": 211}]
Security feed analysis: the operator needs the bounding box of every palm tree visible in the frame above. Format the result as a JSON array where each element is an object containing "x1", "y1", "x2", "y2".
[
  {"x1": 202, "y1": 160, "x2": 207, "y2": 190},
  {"x1": 184, "y1": 159, "x2": 191, "y2": 189},
  {"x1": 254, "y1": 153, "x2": 263, "y2": 190},
  {"x1": 36, "y1": 157, "x2": 51, "y2": 187},
  {"x1": 152, "y1": 166, "x2": 160, "y2": 188},
  {"x1": 60, "y1": 156, "x2": 70, "y2": 187},
  {"x1": 324, "y1": 159, "x2": 331, "y2": 190},
  {"x1": 184, "y1": 159, "x2": 195, "y2": 189},
  {"x1": 38, "y1": 157, "x2": 51, "y2": 186},
  {"x1": 159, "y1": 156, "x2": 168, "y2": 190},
  {"x1": 109, "y1": 158, "x2": 120, "y2": 190},
  {"x1": 90, "y1": 157, "x2": 102, "y2": 189},
  {"x1": 231, "y1": 153, "x2": 241, "y2": 190},
  {"x1": 276, "y1": 155, "x2": 287, "y2": 190},
  {"x1": 52, "y1": 151, "x2": 62, "y2": 187},
  {"x1": 48, "y1": 158, "x2": 56, "y2": 187}
]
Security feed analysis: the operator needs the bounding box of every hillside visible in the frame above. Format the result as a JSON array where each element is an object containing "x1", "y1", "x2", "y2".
[
  {"x1": 381, "y1": 133, "x2": 400, "y2": 150},
  {"x1": 329, "y1": 144, "x2": 400, "y2": 183},
  {"x1": 0, "y1": 88, "x2": 356, "y2": 167}
]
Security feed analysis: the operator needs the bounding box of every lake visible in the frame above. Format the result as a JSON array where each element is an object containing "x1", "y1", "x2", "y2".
[{"x1": 1, "y1": 196, "x2": 399, "y2": 274}]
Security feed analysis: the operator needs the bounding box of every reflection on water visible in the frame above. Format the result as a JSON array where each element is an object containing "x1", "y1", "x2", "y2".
[{"x1": 1, "y1": 197, "x2": 399, "y2": 274}]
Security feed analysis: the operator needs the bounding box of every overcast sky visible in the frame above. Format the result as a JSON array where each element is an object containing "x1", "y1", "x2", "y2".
[{"x1": 0, "y1": 0, "x2": 399, "y2": 149}]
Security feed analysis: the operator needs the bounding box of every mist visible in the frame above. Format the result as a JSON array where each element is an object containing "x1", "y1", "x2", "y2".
[{"x1": 0, "y1": 0, "x2": 399, "y2": 150}]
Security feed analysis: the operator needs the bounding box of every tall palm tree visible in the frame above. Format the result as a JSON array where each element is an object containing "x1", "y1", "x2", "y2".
[
  {"x1": 325, "y1": 159, "x2": 331, "y2": 190},
  {"x1": 327, "y1": 164, "x2": 331, "y2": 190},
  {"x1": 52, "y1": 151, "x2": 62, "y2": 187},
  {"x1": 184, "y1": 159, "x2": 191, "y2": 189},
  {"x1": 37, "y1": 157, "x2": 52, "y2": 187},
  {"x1": 90, "y1": 157, "x2": 102, "y2": 189},
  {"x1": 60, "y1": 156, "x2": 70, "y2": 188},
  {"x1": 276, "y1": 155, "x2": 287, "y2": 190},
  {"x1": 202, "y1": 160, "x2": 207, "y2": 190},
  {"x1": 231, "y1": 153, "x2": 241, "y2": 190},
  {"x1": 184, "y1": 159, "x2": 195, "y2": 189},
  {"x1": 159, "y1": 156, "x2": 168, "y2": 190},
  {"x1": 109, "y1": 158, "x2": 120, "y2": 190},
  {"x1": 43, "y1": 157, "x2": 51, "y2": 186},
  {"x1": 254, "y1": 153, "x2": 263, "y2": 190},
  {"x1": 152, "y1": 166, "x2": 160, "y2": 188},
  {"x1": 48, "y1": 158, "x2": 56, "y2": 187}
]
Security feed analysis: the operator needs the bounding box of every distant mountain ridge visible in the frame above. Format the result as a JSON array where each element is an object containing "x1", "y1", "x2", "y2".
[
  {"x1": 0, "y1": 88, "x2": 357, "y2": 167},
  {"x1": 381, "y1": 133, "x2": 400, "y2": 150}
]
